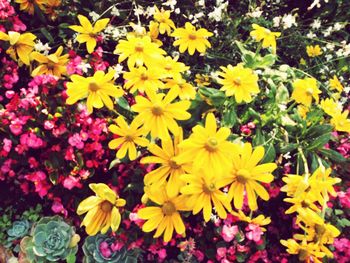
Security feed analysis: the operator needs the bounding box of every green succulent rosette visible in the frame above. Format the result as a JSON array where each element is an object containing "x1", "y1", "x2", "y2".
[
  {"x1": 21, "y1": 216, "x2": 79, "y2": 263},
  {"x1": 83, "y1": 234, "x2": 138, "y2": 263},
  {"x1": 6, "y1": 220, "x2": 31, "y2": 252}
]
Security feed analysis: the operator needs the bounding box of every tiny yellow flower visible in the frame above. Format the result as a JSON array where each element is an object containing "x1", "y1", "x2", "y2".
[
  {"x1": 306, "y1": 45, "x2": 323, "y2": 57},
  {"x1": 66, "y1": 70, "x2": 124, "y2": 113},
  {"x1": 291, "y1": 78, "x2": 321, "y2": 106},
  {"x1": 231, "y1": 210, "x2": 271, "y2": 231},
  {"x1": 153, "y1": 6, "x2": 176, "y2": 35},
  {"x1": 329, "y1": 75, "x2": 343, "y2": 92},
  {"x1": 250, "y1": 24, "x2": 281, "y2": 53},
  {"x1": 69, "y1": 15, "x2": 110, "y2": 54},
  {"x1": 108, "y1": 116, "x2": 149, "y2": 161},
  {"x1": 217, "y1": 64, "x2": 259, "y2": 103},
  {"x1": 0, "y1": 31, "x2": 36, "y2": 65},
  {"x1": 31, "y1": 46, "x2": 69, "y2": 77},
  {"x1": 194, "y1": 74, "x2": 211, "y2": 86},
  {"x1": 77, "y1": 183, "x2": 126, "y2": 236},
  {"x1": 172, "y1": 22, "x2": 213, "y2": 55},
  {"x1": 330, "y1": 110, "x2": 350, "y2": 133}
]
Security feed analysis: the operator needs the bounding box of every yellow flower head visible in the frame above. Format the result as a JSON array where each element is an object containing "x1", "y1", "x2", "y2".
[
  {"x1": 0, "y1": 31, "x2": 36, "y2": 65},
  {"x1": 77, "y1": 183, "x2": 126, "y2": 236},
  {"x1": 15, "y1": 0, "x2": 46, "y2": 15},
  {"x1": 224, "y1": 143, "x2": 276, "y2": 211},
  {"x1": 108, "y1": 116, "x2": 149, "y2": 161},
  {"x1": 291, "y1": 78, "x2": 321, "y2": 106},
  {"x1": 148, "y1": 21, "x2": 162, "y2": 46},
  {"x1": 329, "y1": 75, "x2": 343, "y2": 93},
  {"x1": 114, "y1": 34, "x2": 166, "y2": 69},
  {"x1": 69, "y1": 15, "x2": 110, "y2": 54},
  {"x1": 231, "y1": 210, "x2": 271, "y2": 231},
  {"x1": 123, "y1": 66, "x2": 164, "y2": 93},
  {"x1": 153, "y1": 6, "x2": 176, "y2": 35},
  {"x1": 131, "y1": 88, "x2": 191, "y2": 140},
  {"x1": 217, "y1": 64, "x2": 259, "y2": 103},
  {"x1": 306, "y1": 45, "x2": 323, "y2": 57},
  {"x1": 158, "y1": 56, "x2": 189, "y2": 80},
  {"x1": 141, "y1": 128, "x2": 191, "y2": 197},
  {"x1": 164, "y1": 78, "x2": 196, "y2": 101},
  {"x1": 66, "y1": 70, "x2": 124, "y2": 113},
  {"x1": 250, "y1": 24, "x2": 281, "y2": 53},
  {"x1": 284, "y1": 191, "x2": 320, "y2": 215},
  {"x1": 175, "y1": 113, "x2": 236, "y2": 175},
  {"x1": 180, "y1": 169, "x2": 232, "y2": 222},
  {"x1": 138, "y1": 184, "x2": 189, "y2": 242},
  {"x1": 31, "y1": 46, "x2": 69, "y2": 77},
  {"x1": 320, "y1": 98, "x2": 342, "y2": 117},
  {"x1": 330, "y1": 110, "x2": 350, "y2": 133},
  {"x1": 280, "y1": 239, "x2": 326, "y2": 263},
  {"x1": 172, "y1": 22, "x2": 213, "y2": 55}
]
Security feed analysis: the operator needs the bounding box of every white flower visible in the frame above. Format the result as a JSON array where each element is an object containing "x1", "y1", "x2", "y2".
[
  {"x1": 110, "y1": 64, "x2": 124, "y2": 79},
  {"x1": 247, "y1": 8, "x2": 263, "y2": 18},
  {"x1": 133, "y1": 6, "x2": 144, "y2": 16},
  {"x1": 334, "y1": 22, "x2": 344, "y2": 31},
  {"x1": 326, "y1": 43, "x2": 335, "y2": 51},
  {"x1": 281, "y1": 14, "x2": 297, "y2": 29},
  {"x1": 311, "y1": 19, "x2": 321, "y2": 29},
  {"x1": 323, "y1": 26, "x2": 333, "y2": 37},
  {"x1": 162, "y1": 0, "x2": 177, "y2": 9},
  {"x1": 306, "y1": 32, "x2": 316, "y2": 38},
  {"x1": 197, "y1": 0, "x2": 205, "y2": 7},
  {"x1": 89, "y1": 11, "x2": 99, "y2": 22},
  {"x1": 34, "y1": 40, "x2": 51, "y2": 55},
  {"x1": 273, "y1": 16, "x2": 281, "y2": 27},
  {"x1": 78, "y1": 62, "x2": 91, "y2": 73},
  {"x1": 145, "y1": 6, "x2": 156, "y2": 17},
  {"x1": 111, "y1": 6, "x2": 120, "y2": 16},
  {"x1": 174, "y1": 8, "x2": 180, "y2": 14}
]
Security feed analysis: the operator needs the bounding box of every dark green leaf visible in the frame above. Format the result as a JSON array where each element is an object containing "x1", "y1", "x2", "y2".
[
  {"x1": 40, "y1": 28, "x2": 54, "y2": 43},
  {"x1": 318, "y1": 148, "x2": 347, "y2": 163},
  {"x1": 306, "y1": 133, "x2": 331, "y2": 150}
]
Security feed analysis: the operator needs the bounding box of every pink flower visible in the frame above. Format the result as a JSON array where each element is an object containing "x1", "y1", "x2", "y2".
[
  {"x1": 62, "y1": 176, "x2": 82, "y2": 190},
  {"x1": 245, "y1": 224, "x2": 264, "y2": 243},
  {"x1": 20, "y1": 132, "x2": 44, "y2": 148},
  {"x1": 216, "y1": 247, "x2": 227, "y2": 259},
  {"x1": 2, "y1": 138, "x2": 12, "y2": 152},
  {"x1": 51, "y1": 198, "x2": 68, "y2": 217},
  {"x1": 44, "y1": 120, "x2": 55, "y2": 130},
  {"x1": 68, "y1": 133, "x2": 84, "y2": 149},
  {"x1": 221, "y1": 224, "x2": 239, "y2": 242}
]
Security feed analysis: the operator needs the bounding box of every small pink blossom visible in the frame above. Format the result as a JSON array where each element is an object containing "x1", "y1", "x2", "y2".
[
  {"x1": 62, "y1": 176, "x2": 82, "y2": 190},
  {"x1": 221, "y1": 224, "x2": 239, "y2": 242},
  {"x1": 245, "y1": 224, "x2": 264, "y2": 243}
]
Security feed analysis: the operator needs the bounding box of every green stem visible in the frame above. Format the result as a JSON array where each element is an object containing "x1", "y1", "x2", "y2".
[{"x1": 298, "y1": 147, "x2": 309, "y2": 180}]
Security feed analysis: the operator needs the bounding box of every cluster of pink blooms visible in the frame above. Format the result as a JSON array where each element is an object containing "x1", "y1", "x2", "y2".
[{"x1": 0, "y1": 0, "x2": 25, "y2": 31}]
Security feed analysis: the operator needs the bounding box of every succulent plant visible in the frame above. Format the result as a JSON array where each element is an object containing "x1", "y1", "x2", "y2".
[
  {"x1": 82, "y1": 233, "x2": 138, "y2": 263},
  {"x1": 7, "y1": 220, "x2": 30, "y2": 242},
  {"x1": 20, "y1": 216, "x2": 79, "y2": 263}
]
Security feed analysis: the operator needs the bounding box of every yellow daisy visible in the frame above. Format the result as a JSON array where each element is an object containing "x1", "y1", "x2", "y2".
[
  {"x1": 123, "y1": 66, "x2": 164, "y2": 93},
  {"x1": 77, "y1": 183, "x2": 126, "y2": 236},
  {"x1": 138, "y1": 184, "x2": 189, "y2": 242},
  {"x1": 329, "y1": 75, "x2": 343, "y2": 93},
  {"x1": 153, "y1": 6, "x2": 176, "y2": 35},
  {"x1": 320, "y1": 98, "x2": 342, "y2": 117},
  {"x1": 280, "y1": 239, "x2": 325, "y2": 263},
  {"x1": 330, "y1": 110, "x2": 350, "y2": 133},
  {"x1": 131, "y1": 88, "x2": 191, "y2": 140},
  {"x1": 108, "y1": 116, "x2": 149, "y2": 161},
  {"x1": 175, "y1": 113, "x2": 235, "y2": 175},
  {"x1": 172, "y1": 22, "x2": 213, "y2": 55},
  {"x1": 31, "y1": 46, "x2": 69, "y2": 77},
  {"x1": 66, "y1": 70, "x2": 124, "y2": 113},
  {"x1": 158, "y1": 56, "x2": 189, "y2": 80},
  {"x1": 0, "y1": 31, "x2": 36, "y2": 65},
  {"x1": 306, "y1": 45, "x2": 323, "y2": 57},
  {"x1": 291, "y1": 78, "x2": 321, "y2": 107},
  {"x1": 69, "y1": 15, "x2": 110, "y2": 54},
  {"x1": 217, "y1": 64, "x2": 259, "y2": 103},
  {"x1": 224, "y1": 143, "x2": 277, "y2": 211},
  {"x1": 180, "y1": 169, "x2": 232, "y2": 222},
  {"x1": 250, "y1": 24, "x2": 281, "y2": 53},
  {"x1": 231, "y1": 210, "x2": 271, "y2": 231},
  {"x1": 164, "y1": 78, "x2": 196, "y2": 100}
]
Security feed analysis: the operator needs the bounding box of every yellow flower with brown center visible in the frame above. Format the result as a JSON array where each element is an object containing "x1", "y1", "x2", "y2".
[
  {"x1": 66, "y1": 70, "x2": 124, "y2": 113},
  {"x1": 250, "y1": 24, "x2": 281, "y2": 53},
  {"x1": 158, "y1": 56, "x2": 189, "y2": 80},
  {"x1": 14, "y1": 0, "x2": 46, "y2": 15},
  {"x1": 153, "y1": 6, "x2": 176, "y2": 35},
  {"x1": 306, "y1": 45, "x2": 323, "y2": 57},
  {"x1": 291, "y1": 78, "x2": 321, "y2": 107},
  {"x1": 138, "y1": 184, "x2": 189, "y2": 242},
  {"x1": 180, "y1": 169, "x2": 232, "y2": 222},
  {"x1": 164, "y1": 78, "x2": 196, "y2": 100},
  {"x1": 223, "y1": 143, "x2": 277, "y2": 211},
  {"x1": 141, "y1": 128, "x2": 191, "y2": 197},
  {"x1": 217, "y1": 64, "x2": 259, "y2": 103},
  {"x1": 31, "y1": 46, "x2": 69, "y2": 77},
  {"x1": 231, "y1": 210, "x2": 271, "y2": 231},
  {"x1": 123, "y1": 66, "x2": 164, "y2": 93},
  {"x1": 175, "y1": 113, "x2": 235, "y2": 175},
  {"x1": 77, "y1": 183, "x2": 126, "y2": 236},
  {"x1": 114, "y1": 34, "x2": 166, "y2": 69},
  {"x1": 329, "y1": 75, "x2": 343, "y2": 93},
  {"x1": 69, "y1": 15, "x2": 110, "y2": 54},
  {"x1": 172, "y1": 22, "x2": 213, "y2": 55},
  {"x1": 0, "y1": 31, "x2": 36, "y2": 65},
  {"x1": 131, "y1": 88, "x2": 191, "y2": 140},
  {"x1": 280, "y1": 239, "x2": 326, "y2": 263}
]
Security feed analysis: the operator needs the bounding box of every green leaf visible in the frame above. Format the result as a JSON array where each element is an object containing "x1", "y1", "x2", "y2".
[
  {"x1": 253, "y1": 128, "x2": 265, "y2": 146},
  {"x1": 280, "y1": 143, "x2": 298, "y2": 153},
  {"x1": 109, "y1": 158, "x2": 120, "y2": 170},
  {"x1": 275, "y1": 84, "x2": 289, "y2": 104},
  {"x1": 319, "y1": 148, "x2": 347, "y2": 163},
  {"x1": 222, "y1": 109, "x2": 237, "y2": 127},
  {"x1": 306, "y1": 133, "x2": 331, "y2": 150},
  {"x1": 304, "y1": 124, "x2": 333, "y2": 138},
  {"x1": 338, "y1": 218, "x2": 350, "y2": 228},
  {"x1": 261, "y1": 144, "x2": 276, "y2": 163},
  {"x1": 40, "y1": 28, "x2": 54, "y2": 43},
  {"x1": 198, "y1": 87, "x2": 226, "y2": 107},
  {"x1": 66, "y1": 253, "x2": 76, "y2": 263},
  {"x1": 256, "y1": 54, "x2": 276, "y2": 68},
  {"x1": 334, "y1": 209, "x2": 343, "y2": 215},
  {"x1": 117, "y1": 97, "x2": 130, "y2": 111}
]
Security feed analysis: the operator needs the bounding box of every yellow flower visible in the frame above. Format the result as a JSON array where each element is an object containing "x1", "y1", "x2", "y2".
[
  {"x1": 158, "y1": 56, "x2": 189, "y2": 80},
  {"x1": 291, "y1": 78, "x2": 321, "y2": 106},
  {"x1": 0, "y1": 31, "x2": 36, "y2": 65},
  {"x1": 306, "y1": 45, "x2": 323, "y2": 57},
  {"x1": 217, "y1": 64, "x2": 259, "y2": 103},
  {"x1": 66, "y1": 70, "x2": 124, "y2": 113},
  {"x1": 329, "y1": 75, "x2": 343, "y2": 92},
  {"x1": 180, "y1": 169, "x2": 232, "y2": 222},
  {"x1": 250, "y1": 24, "x2": 281, "y2": 53},
  {"x1": 284, "y1": 191, "x2": 320, "y2": 215},
  {"x1": 148, "y1": 21, "x2": 162, "y2": 46},
  {"x1": 330, "y1": 110, "x2": 350, "y2": 133},
  {"x1": 108, "y1": 116, "x2": 149, "y2": 161},
  {"x1": 141, "y1": 128, "x2": 191, "y2": 197},
  {"x1": 131, "y1": 88, "x2": 191, "y2": 140},
  {"x1": 123, "y1": 66, "x2": 164, "y2": 93},
  {"x1": 77, "y1": 183, "x2": 126, "y2": 236},
  {"x1": 297, "y1": 105, "x2": 309, "y2": 119},
  {"x1": 280, "y1": 239, "x2": 325, "y2": 263},
  {"x1": 69, "y1": 15, "x2": 109, "y2": 54},
  {"x1": 164, "y1": 78, "x2": 196, "y2": 100},
  {"x1": 14, "y1": 0, "x2": 46, "y2": 15},
  {"x1": 153, "y1": 6, "x2": 176, "y2": 35},
  {"x1": 31, "y1": 46, "x2": 69, "y2": 77},
  {"x1": 138, "y1": 184, "x2": 189, "y2": 242},
  {"x1": 281, "y1": 173, "x2": 310, "y2": 197},
  {"x1": 172, "y1": 22, "x2": 213, "y2": 55},
  {"x1": 223, "y1": 143, "x2": 276, "y2": 211},
  {"x1": 320, "y1": 98, "x2": 342, "y2": 117},
  {"x1": 194, "y1": 74, "x2": 211, "y2": 86},
  {"x1": 231, "y1": 210, "x2": 271, "y2": 231},
  {"x1": 175, "y1": 113, "x2": 235, "y2": 175},
  {"x1": 114, "y1": 34, "x2": 166, "y2": 69}
]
